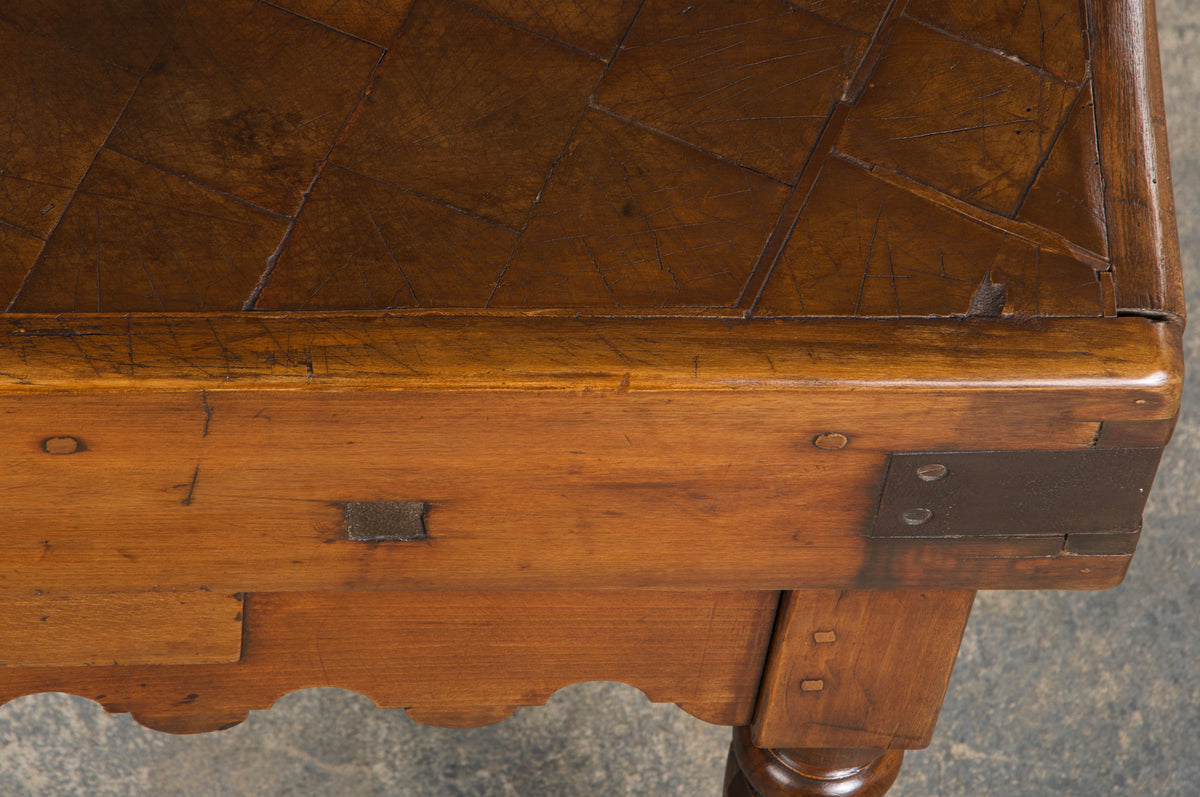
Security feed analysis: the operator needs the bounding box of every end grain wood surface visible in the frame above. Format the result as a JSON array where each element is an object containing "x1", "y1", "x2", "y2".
[{"x1": 0, "y1": 0, "x2": 1181, "y2": 320}]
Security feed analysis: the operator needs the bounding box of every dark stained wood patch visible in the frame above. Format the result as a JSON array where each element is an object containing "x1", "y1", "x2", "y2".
[
  {"x1": 839, "y1": 18, "x2": 1074, "y2": 215},
  {"x1": 106, "y1": 0, "x2": 382, "y2": 216},
  {"x1": 0, "y1": 22, "x2": 138, "y2": 239},
  {"x1": 0, "y1": 0, "x2": 186, "y2": 74},
  {"x1": 0, "y1": 226, "x2": 43, "y2": 308},
  {"x1": 491, "y1": 111, "x2": 790, "y2": 308},
  {"x1": 267, "y1": 0, "x2": 415, "y2": 46},
  {"x1": 906, "y1": 0, "x2": 1088, "y2": 84},
  {"x1": 259, "y1": 166, "x2": 515, "y2": 309},
  {"x1": 10, "y1": 149, "x2": 288, "y2": 312},
  {"x1": 790, "y1": 0, "x2": 892, "y2": 34},
  {"x1": 457, "y1": 0, "x2": 641, "y2": 58},
  {"x1": 333, "y1": 0, "x2": 603, "y2": 229},
  {"x1": 754, "y1": 156, "x2": 1102, "y2": 317},
  {"x1": 596, "y1": 0, "x2": 868, "y2": 183},
  {"x1": 1019, "y1": 83, "x2": 1108, "y2": 257}
]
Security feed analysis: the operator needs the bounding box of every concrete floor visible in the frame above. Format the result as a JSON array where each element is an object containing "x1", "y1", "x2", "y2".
[{"x1": 0, "y1": 1, "x2": 1196, "y2": 794}]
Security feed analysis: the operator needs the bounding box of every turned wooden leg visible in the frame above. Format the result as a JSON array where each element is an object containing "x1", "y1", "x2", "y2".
[{"x1": 724, "y1": 726, "x2": 903, "y2": 797}]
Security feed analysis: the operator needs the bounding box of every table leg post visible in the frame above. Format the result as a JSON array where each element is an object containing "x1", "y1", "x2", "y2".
[
  {"x1": 724, "y1": 726, "x2": 903, "y2": 796},
  {"x1": 723, "y1": 589, "x2": 975, "y2": 796}
]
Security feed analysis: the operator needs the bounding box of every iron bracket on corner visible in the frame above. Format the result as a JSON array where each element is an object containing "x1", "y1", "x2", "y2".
[{"x1": 870, "y1": 448, "x2": 1163, "y2": 539}]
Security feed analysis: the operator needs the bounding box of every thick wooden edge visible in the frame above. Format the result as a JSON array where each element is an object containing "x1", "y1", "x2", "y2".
[
  {"x1": 0, "y1": 315, "x2": 1182, "y2": 404},
  {"x1": 1090, "y1": 0, "x2": 1186, "y2": 320}
]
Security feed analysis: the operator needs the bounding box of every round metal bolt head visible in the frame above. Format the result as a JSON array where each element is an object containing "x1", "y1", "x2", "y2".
[
  {"x1": 901, "y1": 508, "x2": 934, "y2": 526},
  {"x1": 916, "y1": 463, "x2": 948, "y2": 482}
]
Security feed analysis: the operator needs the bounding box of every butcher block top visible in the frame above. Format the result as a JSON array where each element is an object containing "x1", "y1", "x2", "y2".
[
  {"x1": 0, "y1": 0, "x2": 1182, "y2": 325},
  {"x1": 0, "y1": 0, "x2": 1182, "y2": 599}
]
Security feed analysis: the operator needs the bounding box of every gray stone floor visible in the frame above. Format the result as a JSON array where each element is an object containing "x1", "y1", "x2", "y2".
[{"x1": 0, "y1": 2, "x2": 1196, "y2": 794}]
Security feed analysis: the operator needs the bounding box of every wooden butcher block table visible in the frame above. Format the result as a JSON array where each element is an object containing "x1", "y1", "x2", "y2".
[{"x1": 0, "y1": 0, "x2": 1182, "y2": 793}]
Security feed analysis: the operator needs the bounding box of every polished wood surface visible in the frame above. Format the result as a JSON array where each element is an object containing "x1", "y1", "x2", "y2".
[
  {"x1": 0, "y1": 318, "x2": 1174, "y2": 596},
  {"x1": 726, "y1": 728, "x2": 904, "y2": 797},
  {"x1": 0, "y1": 0, "x2": 1178, "y2": 318},
  {"x1": 0, "y1": 0, "x2": 1183, "y2": 795}
]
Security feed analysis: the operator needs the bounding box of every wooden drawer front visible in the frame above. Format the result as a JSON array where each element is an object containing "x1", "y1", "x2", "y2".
[
  {"x1": 0, "y1": 385, "x2": 1166, "y2": 595},
  {"x1": 0, "y1": 592, "x2": 243, "y2": 667}
]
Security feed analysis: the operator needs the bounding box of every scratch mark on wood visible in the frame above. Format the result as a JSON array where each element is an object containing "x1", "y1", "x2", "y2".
[
  {"x1": 200, "y1": 391, "x2": 213, "y2": 437},
  {"x1": 182, "y1": 465, "x2": 200, "y2": 507}
]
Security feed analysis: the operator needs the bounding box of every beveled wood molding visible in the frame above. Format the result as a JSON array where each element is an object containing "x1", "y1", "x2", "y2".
[{"x1": 0, "y1": 314, "x2": 1181, "y2": 402}]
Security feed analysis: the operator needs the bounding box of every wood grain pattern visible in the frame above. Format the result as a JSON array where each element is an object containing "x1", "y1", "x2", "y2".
[
  {"x1": 1090, "y1": 0, "x2": 1184, "y2": 317},
  {"x1": 595, "y1": 0, "x2": 868, "y2": 183},
  {"x1": 458, "y1": 0, "x2": 642, "y2": 58},
  {"x1": 0, "y1": 592, "x2": 243, "y2": 667},
  {"x1": 790, "y1": 0, "x2": 894, "y2": 34},
  {"x1": 267, "y1": 0, "x2": 415, "y2": 46},
  {"x1": 1018, "y1": 82, "x2": 1109, "y2": 257},
  {"x1": 331, "y1": 0, "x2": 602, "y2": 229},
  {"x1": 10, "y1": 150, "x2": 289, "y2": 312},
  {"x1": 491, "y1": 111, "x2": 791, "y2": 308},
  {"x1": 259, "y1": 166, "x2": 515, "y2": 309},
  {"x1": 0, "y1": 228, "x2": 42, "y2": 308},
  {"x1": 0, "y1": 590, "x2": 777, "y2": 733},
  {"x1": 106, "y1": 0, "x2": 382, "y2": 216},
  {"x1": 0, "y1": 316, "x2": 1174, "y2": 597},
  {"x1": 755, "y1": 156, "x2": 1103, "y2": 317},
  {"x1": 839, "y1": 18, "x2": 1073, "y2": 216},
  {"x1": 752, "y1": 590, "x2": 974, "y2": 749},
  {"x1": 905, "y1": 0, "x2": 1087, "y2": 83},
  {"x1": 0, "y1": 21, "x2": 137, "y2": 240},
  {"x1": 0, "y1": 315, "x2": 1177, "y2": 399},
  {"x1": 0, "y1": 0, "x2": 185, "y2": 73},
  {"x1": 0, "y1": 0, "x2": 1169, "y2": 318}
]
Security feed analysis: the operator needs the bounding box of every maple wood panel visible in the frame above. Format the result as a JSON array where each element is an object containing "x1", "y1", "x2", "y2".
[{"x1": 0, "y1": 590, "x2": 778, "y2": 733}]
